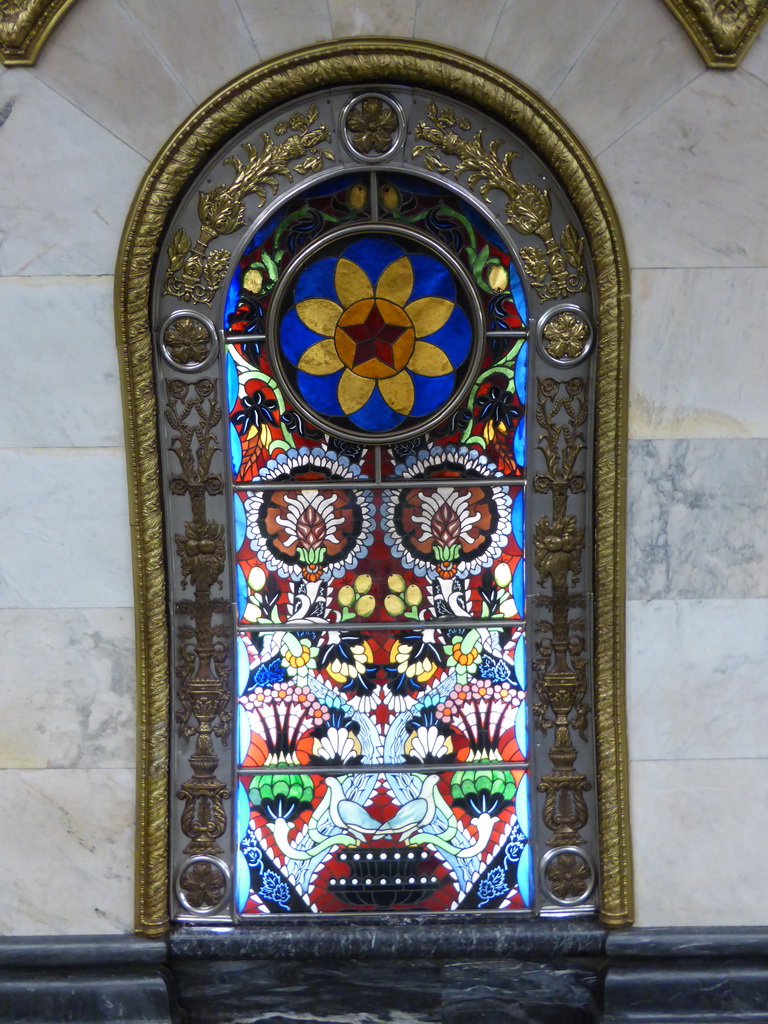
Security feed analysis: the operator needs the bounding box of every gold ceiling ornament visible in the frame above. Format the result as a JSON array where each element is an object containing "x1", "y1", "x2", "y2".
[
  {"x1": 116, "y1": 38, "x2": 632, "y2": 934},
  {"x1": 0, "y1": 0, "x2": 78, "y2": 66},
  {"x1": 660, "y1": 0, "x2": 768, "y2": 67}
]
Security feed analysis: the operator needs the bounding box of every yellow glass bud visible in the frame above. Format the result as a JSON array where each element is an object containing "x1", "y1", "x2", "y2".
[
  {"x1": 243, "y1": 268, "x2": 263, "y2": 294},
  {"x1": 487, "y1": 263, "x2": 509, "y2": 293},
  {"x1": 379, "y1": 183, "x2": 399, "y2": 210},
  {"x1": 354, "y1": 573, "x2": 372, "y2": 595},
  {"x1": 384, "y1": 594, "x2": 405, "y2": 617},
  {"x1": 348, "y1": 183, "x2": 368, "y2": 210},
  {"x1": 338, "y1": 584, "x2": 355, "y2": 608},
  {"x1": 387, "y1": 573, "x2": 406, "y2": 594},
  {"x1": 355, "y1": 594, "x2": 376, "y2": 618},
  {"x1": 404, "y1": 584, "x2": 423, "y2": 607}
]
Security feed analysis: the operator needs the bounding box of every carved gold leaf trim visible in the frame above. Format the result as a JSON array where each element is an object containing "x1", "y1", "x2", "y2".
[
  {"x1": 660, "y1": 0, "x2": 768, "y2": 67},
  {"x1": 0, "y1": 0, "x2": 78, "y2": 66},
  {"x1": 116, "y1": 38, "x2": 632, "y2": 933}
]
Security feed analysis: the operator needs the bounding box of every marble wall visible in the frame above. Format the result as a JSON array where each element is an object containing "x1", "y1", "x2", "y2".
[{"x1": 1, "y1": 0, "x2": 766, "y2": 934}]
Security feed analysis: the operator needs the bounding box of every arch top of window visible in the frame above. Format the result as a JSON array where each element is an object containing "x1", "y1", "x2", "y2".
[{"x1": 116, "y1": 38, "x2": 631, "y2": 937}]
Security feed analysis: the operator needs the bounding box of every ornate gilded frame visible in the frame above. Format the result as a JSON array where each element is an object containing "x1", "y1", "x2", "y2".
[
  {"x1": 115, "y1": 38, "x2": 631, "y2": 935},
  {"x1": 0, "y1": 0, "x2": 79, "y2": 66}
]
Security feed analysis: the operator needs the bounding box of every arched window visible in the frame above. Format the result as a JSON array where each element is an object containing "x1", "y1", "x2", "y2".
[{"x1": 117, "y1": 40, "x2": 631, "y2": 934}]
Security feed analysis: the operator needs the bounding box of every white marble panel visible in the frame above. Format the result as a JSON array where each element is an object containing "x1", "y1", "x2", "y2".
[
  {"x1": 414, "y1": 0, "x2": 506, "y2": 55},
  {"x1": 0, "y1": 72, "x2": 146, "y2": 277},
  {"x1": 0, "y1": 277, "x2": 124, "y2": 448},
  {"x1": 630, "y1": 268, "x2": 768, "y2": 440},
  {"x1": 237, "y1": 0, "x2": 332, "y2": 59},
  {"x1": 627, "y1": 598, "x2": 768, "y2": 762},
  {"x1": 631, "y1": 759, "x2": 768, "y2": 926},
  {"x1": 598, "y1": 69, "x2": 768, "y2": 269},
  {"x1": 485, "y1": 0, "x2": 619, "y2": 100},
  {"x1": 0, "y1": 449, "x2": 133, "y2": 609},
  {"x1": 0, "y1": 767, "x2": 134, "y2": 935},
  {"x1": 118, "y1": 0, "x2": 258, "y2": 102},
  {"x1": 0, "y1": 608, "x2": 135, "y2": 770},
  {"x1": 550, "y1": 0, "x2": 700, "y2": 156},
  {"x1": 34, "y1": 0, "x2": 193, "y2": 159},
  {"x1": 626, "y1": 439, "x2": 768, "y2": 601},
  {"x1": 328, "y1": 0, "x2": 417, "y2": 39}
]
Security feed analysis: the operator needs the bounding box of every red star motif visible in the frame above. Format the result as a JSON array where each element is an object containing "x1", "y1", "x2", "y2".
[{"x1": 339, "y1": 301, "x2": 408, "y2": 369}]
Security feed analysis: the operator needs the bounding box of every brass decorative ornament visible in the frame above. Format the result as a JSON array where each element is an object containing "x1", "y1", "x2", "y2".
[
  {"x1": 116, "y1": 38, "x2": 632, "y2": 935},
  {"x1": 0, "y1": 0, "x2": 78, "y2": 66},
  {"x1": 660, "y1": 0, "x2": 768, "y2": 67}
]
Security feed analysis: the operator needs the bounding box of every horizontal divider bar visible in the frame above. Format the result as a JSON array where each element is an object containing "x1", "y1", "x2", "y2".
[{"x1": 236, "y1": 616, "x2": 524, "y2": 634}]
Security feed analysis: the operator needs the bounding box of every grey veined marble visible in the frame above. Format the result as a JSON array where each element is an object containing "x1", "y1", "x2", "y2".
[{"x1": 626, "y1": 439, "x2": 768, "y2": 601}]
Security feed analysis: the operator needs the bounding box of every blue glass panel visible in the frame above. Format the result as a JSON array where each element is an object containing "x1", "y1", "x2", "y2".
[
  {"x1": 421, "y1": 305, "x2": 472, "y2": 364},
  {"x1": 511, "y1": 489, "x2": 524, "y2": 550},
  {"x1": 237, "y1": 704, "x2": 251, "y2": 765},
  {"x1": 339, "y1": 236, "x2": 408, "y2": 286},
  {"x1": 234, "y1": 493, "x2": 246, "y2": 551},
  {"x1": 229, "y1": 422, "x2": 242, "y2": 477},
  {"x1": 226, "y1": 350, "x2": 239, "y2": 412},
  {"x1": 236, "y1": 635, "x2": 250, "y2": 697},
  {"x1": 517, "y1": 843, "x2": 533, "y2": 906},
  {"x1": 237, "y1": 780, "x2": 250, "y2": 842},
  {"x1": 513, "y1": 415, "x2": 526, "y2": 467},
  {"x1": 236, "y1": 565, "x2": 247, "y2": 619},
  {"x1": 293, "y1": 256, "x2": 339, "y2": 305},
  {"x1": 517, "y1": 773, "x2": 530, "y2": 837},
  {"x1": 515, "y1": 634, "x2": 527, "y2": 691},
  {"x1": 514, "y1": 340, "x2": 528, "y2": 405},
  {"x1": 510, "y1": 272, "x2": 527, "y2": 324},
  {"x1": 405, "y1": 253, "x2": 455, "y2": 303},
  {"x1": 279, "y1": 306, "x2": 321, "y2": 364},
  {"x1": 408, "y1": 371, "x2": 455, "y2": 417},
  {"x1": 512, "y1": 558, "x2": 525, "y2": 618},
  {"x1": 350, "y1": 386, "x2": 406, "y2": 431},
  {"x1": 235, "y1": 851, "x2": 251, "y2": 913},
  {"x1": 295, "y1": 368, "x2": 345, "y2": 416},
  {"x1": 515, "y1": 699, "x2": 528, "y2": 758}
]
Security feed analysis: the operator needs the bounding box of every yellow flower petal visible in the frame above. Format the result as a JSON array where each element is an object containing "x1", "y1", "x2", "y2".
[
  {"x1": 335, "y1": 258, "x2": 373, "y2": 309},
  {"x1": 405, "y1": 296, "x2": 454, "y2": 338},
  {"x1": 297, "y1": 338, "x2": 344, "y2": 375},
  {"x1": 376, "y1": 256, "x2": 413, "y2": 306},
  {"x1": 378, "y1": 370, "x2": 415, "y2": 415},
  {"x1": 407, "y1": 341, "x2": 453, "y2": 376},
  {"x1": 338, "y1": 369, "x2": 375, "y2": 414},
  {"x1": 295, "y1": 298, "x2": 342, "y2": 336}
]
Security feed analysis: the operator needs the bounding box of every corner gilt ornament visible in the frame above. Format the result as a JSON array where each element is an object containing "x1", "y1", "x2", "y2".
[
  {"x1": 0, "y1": 0, "x2": 77, "y2": 65},
  {"x1": 660, "y1": 0, "x2": 768, "y2": 67},
  {"x1": 164, "y1": 104, "x2": 334, "y2": 306},
  {"x1": 413, "y1": 103, "x2": 586, "y2": 301}
]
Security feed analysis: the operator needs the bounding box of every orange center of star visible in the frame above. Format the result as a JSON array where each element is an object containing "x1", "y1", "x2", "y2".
[{"x1": 334, "y1": 298, "x2": 415, "y2": 379}]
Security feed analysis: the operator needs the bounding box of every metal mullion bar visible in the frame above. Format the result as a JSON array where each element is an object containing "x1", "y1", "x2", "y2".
[
  {"x1": 233, "y1": 477, "x2": 525, "y2": 492},
  {"x1": 236, "y1": 760, "x2": 530, "y2": 777},
  {"x1": 487, "y1": 330, "x2": 527, "y2": 338},
  {"x1": 236, "y1": 616, "x2": 524, "y2": 634}
]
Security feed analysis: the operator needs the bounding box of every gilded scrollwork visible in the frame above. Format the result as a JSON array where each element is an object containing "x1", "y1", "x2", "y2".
[
  {"x1": 413, "y1": 102, "x2": 586, "y2": 301},
  {"x1": 164, "y1": 104, "x2": 335, "y2": 306},
  {"x1": 660, "y1": 0, "x2": 768, "y2": 67},
  {"x1": 165, "y1": 379, "x2": 231, "y2": 856},
  {"x1": 532, "y1": 378, "x2": 591, "y2": 848}
]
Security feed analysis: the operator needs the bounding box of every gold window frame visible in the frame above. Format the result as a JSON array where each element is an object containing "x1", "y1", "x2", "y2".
[{"x1": 115, "y1": 38, "x2": 631, "y2": 935}]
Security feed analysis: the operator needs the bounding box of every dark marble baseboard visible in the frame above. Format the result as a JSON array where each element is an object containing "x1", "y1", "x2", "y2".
[{"x1": 2, "y1": 928, "x2": 768, "y2": 1024}]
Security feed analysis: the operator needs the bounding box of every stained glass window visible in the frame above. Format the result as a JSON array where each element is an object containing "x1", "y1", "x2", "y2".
[
  {"x1": 223, "y1": 169, "x2": 531, "y2": 914},
  {"x1": 139, "y1": 67, "x2": 629, "y2": 929}
]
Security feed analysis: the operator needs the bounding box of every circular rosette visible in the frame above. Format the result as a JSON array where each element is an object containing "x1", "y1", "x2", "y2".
[
  {"x1": 382, "y1": 447, "x2": 511, "y2": 580},
  {"x1": 245, "y1": 486, "x2": 374, "y2": 581},
  {"x1": 270, "y1": 229, "x2": 481, "y2": 441}
]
